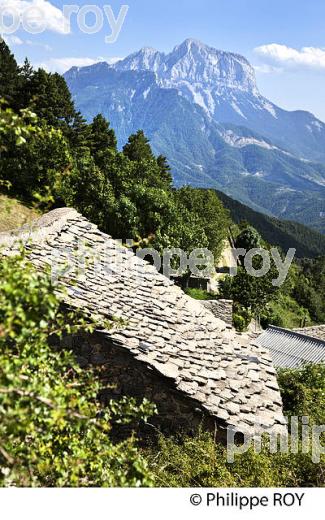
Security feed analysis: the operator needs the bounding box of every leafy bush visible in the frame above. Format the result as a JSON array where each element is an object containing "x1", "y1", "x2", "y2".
[
  {"x1": 233, "y1": 305, "x2": 251, "y2": 331},
  {"x1": 184, "y1": 288, "x2": 216, "y2": 301},
  {"x1": 233, "y1": 314, "x2": 246, "y2": 332},
  {"x1": 145, "y1": 432, "x2": 324, "y2": 487},
  {"x1": 0, "y1": 251, "x2": 155, "y2": 487},
  {"x1": 278, "y1": 364, "x2": 325, "y2": 425},
  {"x1": 260, "y1": 295, "x2": 311, "y2": 329}
]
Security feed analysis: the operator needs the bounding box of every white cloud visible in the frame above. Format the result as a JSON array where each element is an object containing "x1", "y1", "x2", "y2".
[
  {"x1": 4, "y1": 34, "x2": 52, "y2": 50},
  {"x1": 34, "y1": 56, "x2": 121, "y2": 73},
  {"x1": 253, "y1": 64, "x2": 283, "y2": 74},
  {"x1": 0, "y1": 0, "x2": 69, "y2": 34},
  {"x1": 3, "y1": 34, "x2": 23, "y2": 45},
  {"x1": 254, "y1": 43, "x2": 325, "y2": 70},
  {"x1": 25, "y1": 38, "x2": 52, "y2": 51}
]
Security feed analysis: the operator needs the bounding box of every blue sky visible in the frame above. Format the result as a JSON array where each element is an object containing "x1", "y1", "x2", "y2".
[{"x1": 2, "y1": 0, "x2": 325, "y2": 120}]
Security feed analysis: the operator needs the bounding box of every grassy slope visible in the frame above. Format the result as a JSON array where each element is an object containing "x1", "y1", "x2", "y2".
[{"x1": 0, "y1": 195, "x2": 39, "y2": 232}]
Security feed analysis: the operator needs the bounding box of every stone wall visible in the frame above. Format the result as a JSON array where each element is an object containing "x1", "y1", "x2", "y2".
[
  {"x1": 60, "y1": 332, "x2": 224, "y2": 439},
  {"x1": 202, "y1": 299, "x2": 233, "y2": 326}
]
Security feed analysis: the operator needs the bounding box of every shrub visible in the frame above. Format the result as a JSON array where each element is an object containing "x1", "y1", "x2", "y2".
[
  {"x1": 184, "y1": 288, "x2": 216, "y2": 301},
  {"x1": 233, "y1": 314, "x2": 246, "y2": 332},
  {"x1": 145, "y1": 432, "x2": 325, "y2": 487},
  {"x1": 0, "y1": 251, "x2": 155, "y2": 487},
  {"x1": 278, "y1": 364, "x2": 325, "y2": 425},
  {"x1": 233, "y1": 306, "x2": 251, "y2": 332}
]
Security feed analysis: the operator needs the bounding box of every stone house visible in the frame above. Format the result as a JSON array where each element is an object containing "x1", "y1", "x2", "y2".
[{"x1": 0, "y1": 208, "x2": 286, "y2": 439}]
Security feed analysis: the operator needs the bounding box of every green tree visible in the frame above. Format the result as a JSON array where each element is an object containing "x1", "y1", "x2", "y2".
[
  {"x1": 67, "y1": 111, "x2": 91, "y2": 151},
  {"x1": 157, "y1": 154, "x2": 172, "y2": 185},
  {"x1": 175, "y1": 187, "x2": 230, "y2": 261},
  {"x1": 19, "y1": 58, "x2": 34, "y2": 108},
  {"x1": 90, "y1": 114, "x2": 117, "y2": 156},
  {"x1": 57, "y1": 151, "x2": 116, "y2": 229},
  {"x1": 0, "y1": 41, "x2": 21, "y2": 108},
  {"x1": 293, "y1": 257, "x2": 325, "y2": 323},
  {"x1": 0, "y1": 115, "x2": 71, "y2": 204},
  {"x1": 0, "y1": 252, "x2": 155, "y2": 487},
  {"x1": 235, "y1": 225, "x2": 262, "y2": 251},
  {"x1": 123, "y1": 130, "x2": 155, "y2": 162},
  {"x1": 219, "y1": 257, "x2": 280, "y2": 321},
  {"x1": 0, "y1": 104, "x2": 37, "y2": 150},
  {"x1": 27, "y1": 69, "x2": 77, "y2": 130},
  {"x1": 278, "y1": 364, "x2": 325, "y2": 425}
]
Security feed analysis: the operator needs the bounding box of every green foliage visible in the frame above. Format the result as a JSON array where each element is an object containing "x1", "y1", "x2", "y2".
[
  {"x1": 219, "y1": 261, "x2": 280, "y2": 319},
  {"x1": 278, "y1": 364, "x2": 325, "y2": 425},
  {"x1": 184, "y1": 288, "x2": 216, "y2": 301},
  {"x1": 1, "y1": 120, "x2": 71, "y2": 204},
  {"x1": 235, "y1": 225, "x2": 262, "y2": 251},
  {"x1": 0, "y1": 252, "x2": 155, "y2": 487},
  {"x1": 233, "y1": 306, "x2": 252, "y2": 332},
  {"x1": 145, "y1": 431, "x2": 324, "y2": 487},
  {"x1": 0, "y1": 41, "x2": 21, "y2": 108},
  {"x1": 56, "y1": 150, "x2": 116, "y2": 227},
  {"x1": 0, "y1": 103, "x2": 37, "y2": 149},
  {"x1": 261, "y1": 294, "x2": 311, "y2": 329},
  {"x1": 293, "y1": 257, "x2": 325, "y2": 323},
  {"x1": 233, "y1": 314, "x2": 246, "y2": 332},
  {"x1": 175, "y1": 187, "x2": 230, "y2": 262}
]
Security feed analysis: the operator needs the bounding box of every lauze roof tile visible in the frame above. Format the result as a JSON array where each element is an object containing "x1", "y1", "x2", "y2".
[{"x1": 0, "y1": 208, "x2": 287, "y2": 436}]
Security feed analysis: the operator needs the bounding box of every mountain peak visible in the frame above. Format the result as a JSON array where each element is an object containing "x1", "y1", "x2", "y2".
[
  {"x1": 117, "y1": 45, "x2": 162, "y2": 72},
  {"x1": 171, "y1": 38, "x2": 252, "y2": 64},
  {"x1": 174, "y1": 38, "x2": 206, "y2": 50},
  {"x1": 115, "y1": 39, "x2": 259, "y2": 114},
  {"x1": 138, "y1": 46, "x2": 159, "y2": 55}
]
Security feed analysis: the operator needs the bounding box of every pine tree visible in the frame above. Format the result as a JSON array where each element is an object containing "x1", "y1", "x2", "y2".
[
  {"x1": 68, "y1": 111, "x2": 91, "y2": 150},
  {"x1": 27, "y1": 69, "x2": 77, "y2": 129},
  {"x1": 19, "y1": 58, "x2": 34, "y2": 108},
  {"x1": 20, "y1": 58, "x2": 33, "y2": 81},
  {"x1": 157, "y1": 154, "x2": 172, "y2": 184},
  {"x1": 0, "y1": 41, "x2": 21, "y2": 108},
  {"x1": 123, "y1": 130, "x2": 154, "y2": 162},
  {"x1": 89, "y1": 114, "x2": 117, "y2": 155}
]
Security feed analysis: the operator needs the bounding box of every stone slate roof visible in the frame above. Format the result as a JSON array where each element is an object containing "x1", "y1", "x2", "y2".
[
  {"x1": 255, "y1": 326, "x2": 325, "y2": 369},
  {"x1": 0, "y1": 208, "x2": 286, "y2": 435}
]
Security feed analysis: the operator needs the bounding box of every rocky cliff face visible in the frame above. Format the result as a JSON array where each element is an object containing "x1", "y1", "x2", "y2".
[{"x1": 115, "y1": 39, "x2": 259, "y2": 113}]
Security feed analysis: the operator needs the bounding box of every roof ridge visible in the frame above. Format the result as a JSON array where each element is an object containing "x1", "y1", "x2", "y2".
[{"x1": 0, "y1": 207, "x2": 80, "y2": 248}]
